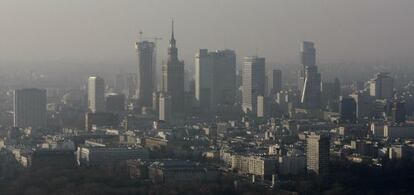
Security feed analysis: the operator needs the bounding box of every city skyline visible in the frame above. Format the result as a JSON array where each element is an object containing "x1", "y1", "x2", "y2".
[
  {"x1": 1, "y1": 1, "x2": 414, "y2": 69},
  {"x1": 1, "y1": 2, "x2": 414, "y2": 194}
]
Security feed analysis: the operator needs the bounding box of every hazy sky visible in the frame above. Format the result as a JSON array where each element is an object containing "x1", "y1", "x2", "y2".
[{"x1": 1, "y1": 0, "x2": 414, "y2": 69}]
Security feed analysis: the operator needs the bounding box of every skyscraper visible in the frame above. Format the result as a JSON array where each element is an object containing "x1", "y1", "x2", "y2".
[
  {"x1": 195, "y1": 49, "x2": 236, "y2": 112},
  {"x1": 242, "y1": 56, "x2": 266, "y2": 113},
  {"x1": 14, "y1": 88, "x2": 47, "y2": 128},
  {"x1": 369, "y1": 72, "x2": 394, "y2": 100},
  {"x1": 105, "y1": 93, "x2": 125, "y2": 113},
  {"x1": 392, "y1": 101, "x2": 406, "y2": 124},
  {"x1": 307, "y1": 133, "x2": 330, "y2": 176},
  {"x1": 339, "y1": 96, "x2": 357, "y2": 123},
  {"x1": 271, "y1": 69, "x2": 282, "y2": 95},
  {"x1": 136, "y1": 40, "x2": 156, "y2": 107},
  {"x1": 162, "y1": 21, "x2": 185, "y2": 116},
  {"x1": 88, "y1": 76, "x2": 105, "y2": 113},
  {"x1": 300, "y1": 42, "x2": 321, "y2": 109}
]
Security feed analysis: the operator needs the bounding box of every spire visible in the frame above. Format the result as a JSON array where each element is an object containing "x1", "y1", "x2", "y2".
[
  {"x1": 170, "y1": 19, "x2": 176, "y2": 47},
  {"x1": 171, "y1": 20, "x2": 175, "y2": 40}
]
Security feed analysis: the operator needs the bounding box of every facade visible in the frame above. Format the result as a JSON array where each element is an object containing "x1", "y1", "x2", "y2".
[
  {"x1": 242, "y1": 56, "x2": 266, "y2": 113},
  {"x1": 195, "y1": 49, "x2": 236, "y2": 112},
  {"x1": 162, "y1": 22, "x2": 185, "y2": 116},
  {"x1": 306, "y1": 133, "x2": 330, "y2": 175},
  {"x1": 321, "y1": 78, "x2": 341, "y2": 111},
  {"x1": 77, "y1": 146, "x2": 149, "y2": 166},
  {"x1": 392, "y1": 101, "x2": 406, "y2": 124},
  {"x1": 105, "y1": 93, "x2": 125, "y2": 113},
  {"x1": 257, "y1": 96, "x2": 265, "y2": 117},
  {"x1": 339, "y1": 96, "x2": 357, "y2": 123},
  {"x1": 271, "y1": 69, "x2": 282, "y2": 95},
  {"x1": 148, "y1": 160, "x2": 217, "y2": 184},
  {"x1": 369, "y1": 72, "x2": 394, "y2": 100},
  {"x1": 14, "y1": 88, "x2": 47, "y2": 128},
  {"x1": 350, "y1": 91, "x2": 373, "y2": 120},
  {"x1": 300, "y1": 42, "x2": 321, "y2": 109},
  {"x1": 278, "y1": 154, "x2": 306, "y2": 176},
  {"x1": 158, "y1": 93, "x2": 171, "y2": 122},
  {"x1": 85, "y1": 112, "x2": 118, "y2": 131},
  {"x1": 88, "y1": 76, "x2": 105, "y2": 113},
  {"x1": 136, "y1": 41, "x2": 156, "y2": 107},
  {"x1": 231, "y1": 155, "x2": 276, "y2": 178}
]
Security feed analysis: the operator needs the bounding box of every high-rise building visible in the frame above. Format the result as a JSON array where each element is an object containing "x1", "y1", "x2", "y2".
[
  {"x1": 242, "y1": 56, "x2": 266, "y2": 113},
  {"x1": 339, "y1": 96, "x2": 357, "y2": 123},
  {"x1": 88, "y1": 76, "x2": 105, "y2": 113},
  {"x1": 162, "y1": 21, "x2": 185, "y2": 116},
  {"x1": 136, "y1": 40, "x2": 156, "y2": 107},
  {"x1": 158, "y1": 93, "x2": 171, "y2": 122},
  {"x1": 369, "y1": 72, "x2": 394, "y2": 100},
  {"x1": 321, "y1": 78, "x2": 341, "y2": 111},
  {"x1": 392, "y1": 101, "x2": 406, "y2": 124},
  {"x1": 14, "y1": 88, "x2": 47, "y2": 128},
  {"x1": 105, "y1": 93, "x2": 125, "y2": 113},
  {"x1": 298, "y1": 41, "x2": 316, "y2": 92},
  {"x1": 195, "y1": 49, "x2": 236, "y2": 112},
  {"x1": 257, "y1": 96, "x2": 265, "y2": 117},
  {"x1": 270, "y1": 69, "x2": 282, "y2": 95},
  {"x1": 300, "y1": 42, "x2": 321, "y2": 109},
  {"x1": 307, "y1": 133, "x2": 330, "y2": 176},
  {"x1": 350, "y1": 91, "x2": 373, "y2": 120}
]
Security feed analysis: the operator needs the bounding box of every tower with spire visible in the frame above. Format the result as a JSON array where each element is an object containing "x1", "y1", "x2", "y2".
[{"x1": 162, "y1": 20, "x2": 185, "y2": 118}]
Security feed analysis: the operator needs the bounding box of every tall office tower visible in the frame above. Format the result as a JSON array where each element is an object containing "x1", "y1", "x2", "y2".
[
  {"x1": 339, "y1": 96, "x2": 357, "y2": 123},
  {"x1": 307, "y1": 133, "x2": 330, "y2": 176},
  {"x1": 136, "y1": 41, "x2": 156, "y2": 107},
  {"x1": 270, "y1": 69, "x2": 282, "y2": 95},
  {"x1": 162, "y1": 21, "x2": 185, "y2": 115},
  {"x1": 369, "y1": 72, "x2": 394, "y2": 100},
  {"x1": 321, "y1": 78, "x2": 341, "y2": 111},
  {"x1": 242, "y1": 56, "x2": 266, "y2": 113},
  {"x1": 88, "y1": 76, "x2": 105, "y2": 113},
  {"x1": 298, "y1": 41, "x2": 316, "y2": 92},
  {"x1": 105, "y1": 93, "x2": 125, "y2": 113},
  {"x1": 195, "y1": 49, "x2": 236, "y2": 112},
  {"x1": 300, "y1": 42, "x2": 321, "y2": 109},
  {"x1": 350, "y1": 91, "x2": 373, "y2": 120},
  {"x1": 392, "y1": 101, "x2": 406, "y2": 124},
  {"x1": 14, "y1": 88, "x2": 47, "y2": 128}
]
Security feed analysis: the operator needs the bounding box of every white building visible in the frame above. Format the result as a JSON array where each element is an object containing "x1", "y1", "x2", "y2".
[
  {"x1": 231, "y1": 154, "x2": 276, "y2": 178},
  {"x1": 88, "y1": 76, "x2": 105, "y2": 113}
]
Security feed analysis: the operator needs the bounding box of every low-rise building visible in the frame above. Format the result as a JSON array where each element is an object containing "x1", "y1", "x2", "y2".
[
  {"x1": 77, "y1": 145, "x2": 148, "y2": 166},
  {"x1": 148, "y1": 160, "x2": 217, "y2": 184}
]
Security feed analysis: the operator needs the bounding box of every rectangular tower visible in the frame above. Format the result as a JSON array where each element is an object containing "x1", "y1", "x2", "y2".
[
  {"x1": 136, "y1": 41, "x2": 156, "y2": 107},
  {"x1": 242, "y1": 56, "x2": 266, "y2": 113},
  {"x1": 195, "y1": 49, "x2": 236, "y2": 112},
  {"x1": 14, "y1": 88, "x2": 47, "y2": 128},
  {"x1": 307, "y1": 133, "x2": 330, "y2": 176},
  {"x1": 88, "y1": 76, "x2": 105, "y2": 113}
]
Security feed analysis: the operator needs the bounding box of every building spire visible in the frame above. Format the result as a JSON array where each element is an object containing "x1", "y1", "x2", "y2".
[
  {"x1": 170, "y1": 19, "x2": 176, "y2": 47},
  {"x1": 172, "y1": 20, "x2": 175, "y2": 39}
]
